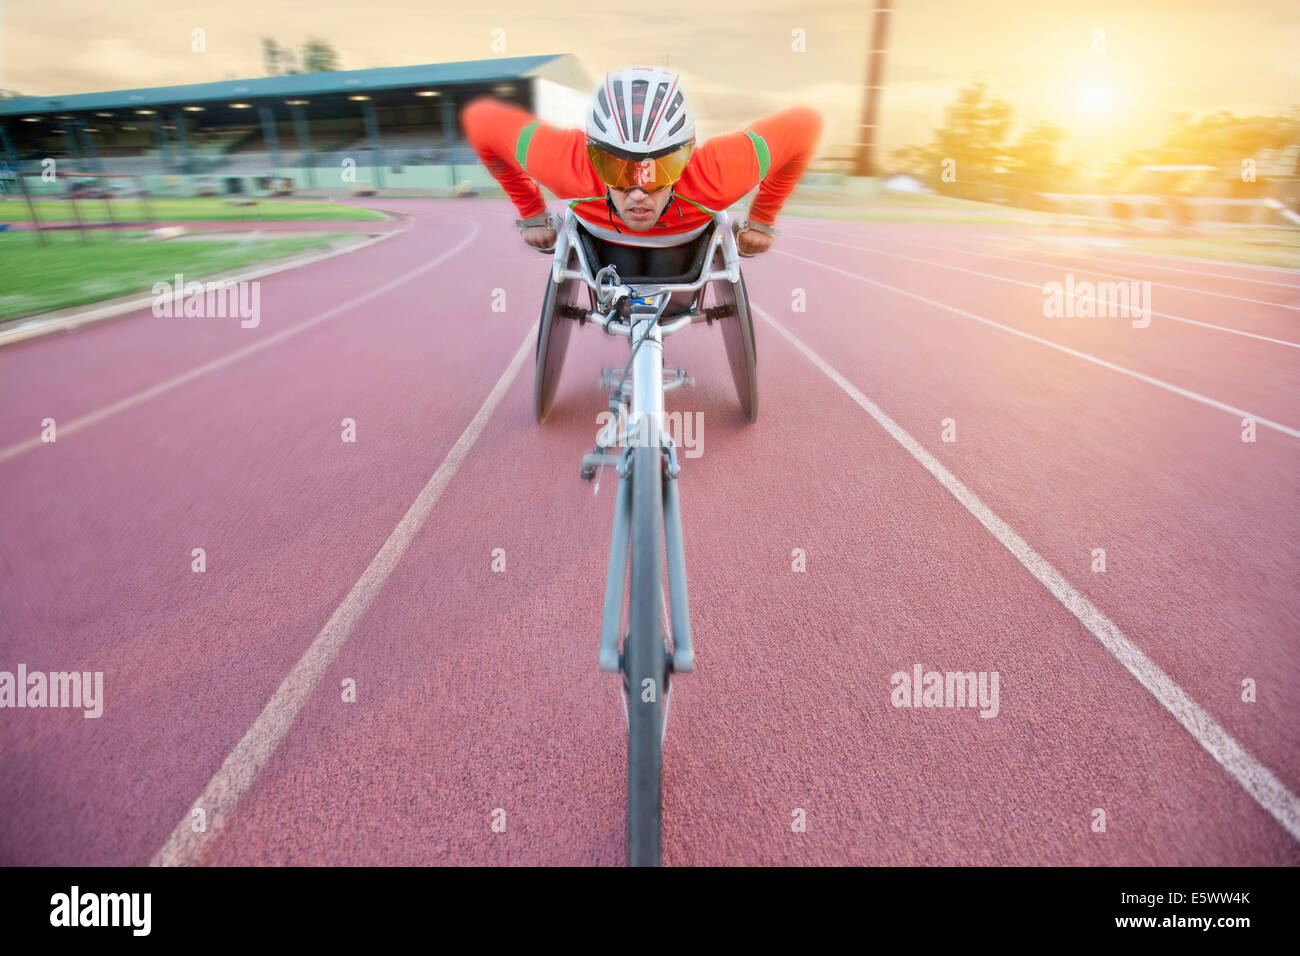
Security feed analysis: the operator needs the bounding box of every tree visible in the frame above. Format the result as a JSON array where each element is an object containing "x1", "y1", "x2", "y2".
[
  {"x1": 886, "y1": 83, "x2": 1017, "y2": 197},
  {"x1": 1006, "y1": 121, "x2": 1066, "y2": 192},
  {"x1": 300, "y1": 38, "x2": 340, "y2": 73},
  {"x1": 262, "y1": 37, "x2": 340, "y2": 75},
  {"x1": 262, "y1": 38, "x2": 282, "y2": 76},
  {"x1": 1117, "y1": 110, "x2": 1300, "y2": 171},
  {"x1": 931, "y1": 83, "x2": 1014, "y2": 178}
]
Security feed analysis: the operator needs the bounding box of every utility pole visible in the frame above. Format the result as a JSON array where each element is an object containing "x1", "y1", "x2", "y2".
[{"x1": 854, "y1": 0, "x2": 893, "y2": 176}]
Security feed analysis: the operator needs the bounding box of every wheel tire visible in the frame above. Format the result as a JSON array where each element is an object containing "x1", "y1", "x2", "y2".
[
  {"x1": 714, "y1": 261, "x2": 758, "y2": 423},
  {"x1": 534, "y1": 256, "x2": 581, "y2": 424},
  {"x1": 626, "y1": 442, "x2": 666, "y2": 867}
]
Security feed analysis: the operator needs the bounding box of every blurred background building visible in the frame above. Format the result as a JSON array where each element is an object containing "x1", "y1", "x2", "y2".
[{"x1": 0, "y1": 54, "x2": 592, "y2": 195}]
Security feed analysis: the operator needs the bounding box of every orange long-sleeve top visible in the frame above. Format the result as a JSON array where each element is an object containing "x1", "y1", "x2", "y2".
[{"x1": 461, "y1": 96, "x2": 823, "y2": 241}]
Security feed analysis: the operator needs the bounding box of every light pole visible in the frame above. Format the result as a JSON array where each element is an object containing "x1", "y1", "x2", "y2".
[{"x1": 854, "y1": 0, "x2": 893, "y2": 177}]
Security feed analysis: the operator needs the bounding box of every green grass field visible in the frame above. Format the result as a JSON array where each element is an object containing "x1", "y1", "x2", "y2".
[
  {"x1": 0, "y1": 231, "x2": 352, "y2": 320},
  {"x1": 0, "y1": 196, "x2": 388, "y2": 223}
]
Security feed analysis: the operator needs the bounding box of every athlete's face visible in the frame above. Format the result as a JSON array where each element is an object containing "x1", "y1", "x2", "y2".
[{"x1": 608, "y1": 185, "x2": 674, "y2": 232}]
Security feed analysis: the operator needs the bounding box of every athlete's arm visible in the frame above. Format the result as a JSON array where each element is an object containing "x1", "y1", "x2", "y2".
[
  {"x1": 680, "y1": 105, "x2": 824, "y2": 240},
  {"x1": 744, "y1": 106, "x2": 823, "y2": 226},
  {"x1": 460, "y1": 96, "x2": 602, "y2": 226}
]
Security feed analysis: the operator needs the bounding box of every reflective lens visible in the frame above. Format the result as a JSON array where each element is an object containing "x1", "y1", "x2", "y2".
[{"x1": 586, "y1": 142, "x2": 693, "y2": 193}]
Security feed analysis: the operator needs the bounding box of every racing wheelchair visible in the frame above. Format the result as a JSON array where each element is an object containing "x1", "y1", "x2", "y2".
[{"x1": 532, "y1": 207, "x2": 759, "y2": 866}]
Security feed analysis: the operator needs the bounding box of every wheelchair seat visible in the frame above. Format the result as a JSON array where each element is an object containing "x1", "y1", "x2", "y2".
[
  {"x1": 575, "y1": 220, "x2": 717, "y2": 285},
  {"x1": 537, "y1": 213, "x2": 757, "y2": 425}
]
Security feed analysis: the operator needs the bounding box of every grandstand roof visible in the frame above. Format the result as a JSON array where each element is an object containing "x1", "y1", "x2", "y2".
[{"x1": 0, "y1": 54, "x2": 590, "y2": 118}]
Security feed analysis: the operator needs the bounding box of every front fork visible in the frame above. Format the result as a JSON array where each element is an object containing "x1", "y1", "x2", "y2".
[{"x1": 587, "y1": 418, "x2": 694, "y2": 680}]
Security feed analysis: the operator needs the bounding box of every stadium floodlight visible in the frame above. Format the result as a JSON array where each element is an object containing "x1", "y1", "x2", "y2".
[
  {"x1": 135, "y1": 109, "x2": 156, "y2": 115},
  {"x1": 21, "y1": 116, "x2": 39, "y2": 122},
  {"x1": 285, "y1": 99, "x2": 309, "y2": 106},
  {"x1": 95, "y1": 112, "x2": 112, "y2": 117},
  {"x1": 183, "y1": 106, "x2": 205, "y2": 112},
  {"x1": 416, "y1": 90, "x2": 439, "y2": 97},
  {"x1": 348, "y1": 95, "x2": 370, "y2": 101},
  {"x1": 230, "y1": 103, "x2": 251, "y2": 109}
]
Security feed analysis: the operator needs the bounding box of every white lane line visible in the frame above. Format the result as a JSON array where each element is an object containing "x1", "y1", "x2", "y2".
[
  {"x1": 832, "y1": 230, "x2": 1300, "y2": 312},
  {"x1": 753, "y1": 301, "x2": 1300, "y2": 843},
  {"x1": 891, "y1": 230, "x2": 1300, "y2": 296},
  {"x1": 800, "y1": 218, "x2": 1300, "y2": 286},
  {"x1": 1008, "y1": 245, "x2": 1300, "y2": 286},
  {"x1": 0, "y1": 220, "x2": 480, "y2": 464},
  {"x1": 775, "y1": 248, "x2": 1300, "y2": 439},
  {"x1": 152, "y1": 325, "x2": 535, "y2": 866},
  {"x1": 779, "y1": 233, "x2": 1300, "y2": 349}
]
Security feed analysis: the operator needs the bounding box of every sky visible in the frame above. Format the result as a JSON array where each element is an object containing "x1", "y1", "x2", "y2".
[{"x1": 2, "y1": 0, "x2": 1297, "y2": 165}]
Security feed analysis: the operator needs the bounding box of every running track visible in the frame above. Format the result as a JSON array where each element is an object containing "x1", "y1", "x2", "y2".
[{"x1": 1, "y1": 198, "x2": 1297, "y2": 865}]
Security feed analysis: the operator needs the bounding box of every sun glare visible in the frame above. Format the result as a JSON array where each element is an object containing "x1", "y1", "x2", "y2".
[{"x1": 1079, "y1": 84, "x2": 1113, "y2": 116}]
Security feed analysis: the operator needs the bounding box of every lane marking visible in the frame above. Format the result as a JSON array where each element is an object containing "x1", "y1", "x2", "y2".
[
  {"x1": 889, "y1": 229, "x2": 1300, "y2": 297},
  {"x1": 993, "y1": 243, "x2": 1300, "y2": 286},
  {"x1": 1069, "y1": 251, "x2": 1300, "y2": 286},
  {"x1": 780, "y1": 233, "x2": 1300, "y2": 349},
  {"x1": 774, "y1": 248, "x2": 1300, "y2": 439},
  {"x1": 753, "y1": 301, "x2": 1300, "y2": 843},
  {"x1": 832, "y1": 230, "x2": 1300, "y2": 312},
  {"x1": 152, "y1": 325, "x2": 536, "y2": 866},
  {"x1": 802, "y1": 218, "x2": 1300, "y2": 287},
  {"x1": 0, "y1": 220, "x2": 480, "y2": 464}
]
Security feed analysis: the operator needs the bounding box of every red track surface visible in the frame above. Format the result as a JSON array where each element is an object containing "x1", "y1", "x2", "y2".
[{"x1": 1, "y1": 198, "x2": 1297, "y2": 865}]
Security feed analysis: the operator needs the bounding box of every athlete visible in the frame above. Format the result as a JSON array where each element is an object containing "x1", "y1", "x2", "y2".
[{"x1": 461, "y1": 66, "x2": 822, "y2": 264}]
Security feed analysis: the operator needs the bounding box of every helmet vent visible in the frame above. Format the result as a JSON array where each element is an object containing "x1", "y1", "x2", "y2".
[
  {"x1": 611, "y1": 80, "x2": 630, "y2": 140},
  {"x1": 586, "y1": 67, "x2": 693, "y2": 155},
  {"x1": 648, "y1": 82, "x2": 669, "y2": 135},
  {"x1": 665, "y1": 91, "x2": 684, "y2": 123},
  {"x1": 631, "y1": 79, "x2": 649, "y2": 140}
]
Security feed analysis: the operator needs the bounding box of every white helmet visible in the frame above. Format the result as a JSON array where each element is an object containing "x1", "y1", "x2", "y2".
[{"x1": 586, "y1": 66, "x2": 695, "y2": 158}]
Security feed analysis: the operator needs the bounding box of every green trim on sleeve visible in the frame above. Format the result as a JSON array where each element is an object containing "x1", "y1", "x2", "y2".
[
  {"x1": 673, "y1": 194, "x2": 719, "y2": 216},
  {"x1": 744, "y1": 129, "x2": 771, "y2": 179},
  {"x1": 515, "y1": 121, "x2": 540, "y2": 169}
]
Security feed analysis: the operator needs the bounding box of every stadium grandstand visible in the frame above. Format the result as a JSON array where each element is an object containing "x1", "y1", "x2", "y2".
[{"x1": 0, "y1": 54, "x2": 592, "y2": 196}]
